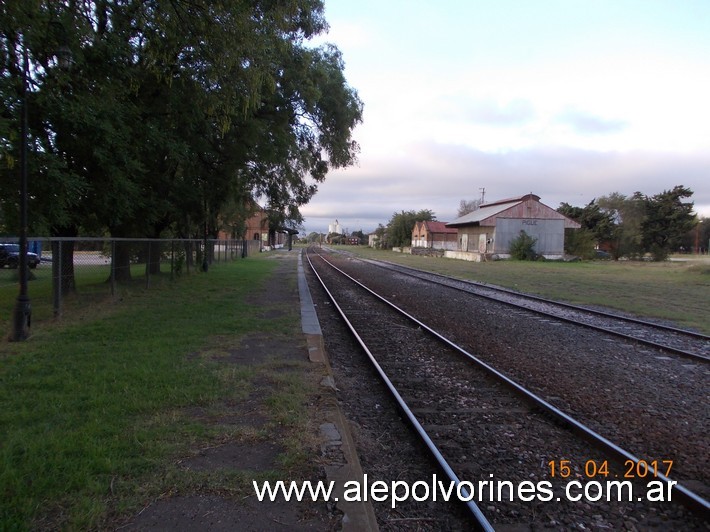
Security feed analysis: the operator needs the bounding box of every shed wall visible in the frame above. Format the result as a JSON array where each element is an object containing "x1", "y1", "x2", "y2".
[
  {"x1": 457, "y1": 227, "x2": 492, "y2": 252},
  {"x1": 495, "y1": 218, "x2": 565, "y2": 255}
]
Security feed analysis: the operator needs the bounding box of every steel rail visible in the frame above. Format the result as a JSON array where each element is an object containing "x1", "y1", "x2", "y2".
[
  {"x1": 306, "y1": 250, "x2": 495, "y2": 531},
  {"x1": 355, "y1": 255, "x2": 710, "y2": 362},
  {"x1": 309, "y1": 248, "x2": 710, "y2": 517}
]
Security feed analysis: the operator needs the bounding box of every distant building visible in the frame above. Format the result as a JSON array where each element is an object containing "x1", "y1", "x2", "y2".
[
  {"x1": 411, "y1": 220, "x2": 458, "y2": 250},
  {"x1": 328, "y1": 219, "x2": 343, "y2": 235},
  {"x1": 446, "y1": 193, "x2": 580, "y2": 259},
  {"x1": 217, "y1": 204, "x2": 292, "y2": 249}
]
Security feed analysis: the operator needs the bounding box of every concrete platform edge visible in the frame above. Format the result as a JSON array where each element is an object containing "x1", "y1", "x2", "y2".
[{"x1": 299, "y1": 251, "x2": 379, "y2": 532}]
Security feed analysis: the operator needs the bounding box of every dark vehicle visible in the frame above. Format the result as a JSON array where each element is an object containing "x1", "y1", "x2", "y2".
[{"x1": 0, "y1": 243, "x2": 40, "y2": 269}]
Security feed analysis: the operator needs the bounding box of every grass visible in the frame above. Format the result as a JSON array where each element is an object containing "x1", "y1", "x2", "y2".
[
  {"x1": 3, "y1": 246, "x2": 707, "y2": 527},
  {"x1": 0, "y1": 256, "x2": 322, "y2": 530},
  {"x1": 328, "y1": 246, "x2": 710, "y2": 334}
]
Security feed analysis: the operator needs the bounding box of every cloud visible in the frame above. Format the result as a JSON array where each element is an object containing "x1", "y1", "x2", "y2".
[
  {"x1": 556, "y1": 108, "x2": 628, "y2": 135},
  {"x1": 464, "y1": 98, "x2": 536, "y2": 126},
  {"x1": 301, "y1": 144, "x2": 710, "y2": 233}
]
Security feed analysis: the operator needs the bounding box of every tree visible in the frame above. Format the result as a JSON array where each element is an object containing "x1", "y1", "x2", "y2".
[
  {"x1": 387, "y1": 209, "x2": 435, "y2": 248},
  {"x1": 596, "y1": 186, "x2": 696, "y2": 261},
  {"x1": 681, "y1": 217, "x2": 709, "y2": 254},
  {"x1": 558, "y1": 200, "x2": 616, "y2": 258},
  {"x1": 305, "y1": 231, "x2": 323, "y2": 244},
  {"x1": 350, "y1": 229, "x2": 365, "y2": 244},
  {"x1": 457, "y1": 198, "x2": 481, "y2": 218},
  {"x1": 641, "y1": 185, "x2": 696, "y2": 261},
  {"x1": 1, "y1": 0, "x2": 362, "y2": 284},
  {"x1": 373, "y1": 223, "x2": 387, "y2": 249},
  {"x1": 597, "y1": 192, "x2": 646, "y2": 259}
]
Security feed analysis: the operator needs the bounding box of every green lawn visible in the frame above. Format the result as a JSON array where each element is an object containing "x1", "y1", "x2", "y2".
[
  {"x1": 0, "y1": 257, "x2": 316, "y2": 530},
  {"x1": 329, "y1": 246, "x2": 710, "y2": 334}
]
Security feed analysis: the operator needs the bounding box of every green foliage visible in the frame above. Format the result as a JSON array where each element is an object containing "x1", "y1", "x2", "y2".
[
  {"x1": 509, "y1": 230, "x2": 538, "y2": 260},
  {"x1": 681, "y1": 217, "x2": 710, "y2": 253},
  {"x1": 571, "y1": 187, "x2": 698, "y2": 261},
  {"x1": 373, "y1": 223, "x2": 387, "y2": 249},
  {"x1": 305, "y1": 231, "x2": 323, "y2": 243},
  {"x1": 564, "y1": 227, "x2": 597, "y2": 258},
  {"x1": 0, "y1": 1, "x2": 362, "y2": 264},
  {"x1": 350, "y1": 229, "x2": 366, "y2": 244},
  {"x1": 558, "y1": 200, "x2": 616, "y2": 245},
  {"x1": 640, "y1": 185, "x2": 696, "y2": 261},
  {"x1": 387, "y1": 209, "x2": 435, "y2": 248}
]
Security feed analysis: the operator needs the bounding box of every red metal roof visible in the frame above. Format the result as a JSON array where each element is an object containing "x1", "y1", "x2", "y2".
[{"x1": 422, "y1": 220, "x2": 457, "y2": 234}]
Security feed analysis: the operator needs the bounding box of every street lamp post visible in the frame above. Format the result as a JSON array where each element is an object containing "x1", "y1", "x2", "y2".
[
  {"x1": 11, "y1": 44, "x2": 31, "y2": 341},
  {"x1": 11, "y1": 30, "x2": 72, "y2": 341}
]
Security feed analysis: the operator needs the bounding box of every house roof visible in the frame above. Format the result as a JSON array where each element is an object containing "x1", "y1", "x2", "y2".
[
  {"x1": 446, "y1": 193, "x2": 580, "y2": 229},
  {"x1": 419, "y1": 220, "x2": 457, "y2": 234},
  {"x1": 446, "y1": 199, "x2": 525, "y2": 227}
]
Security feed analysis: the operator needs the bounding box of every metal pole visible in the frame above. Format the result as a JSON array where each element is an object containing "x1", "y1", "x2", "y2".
[
  {"x1": 53, "y1": 240, "x2": 62, "y2": 318},
  {"x1": 12, "y1": 44, "x2": 31, "y2": 340},
  {"x1": 145, "y1": 241, "x2": 150, "y2": 288},
  {"x1": 170, "y1": 240, "x2": 175, "y2": 280},
  {"x1": 110, "y1": 240, "x2": 116, "y2": 296}
]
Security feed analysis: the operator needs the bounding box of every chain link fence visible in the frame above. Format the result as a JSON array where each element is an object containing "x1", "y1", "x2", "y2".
[{"x1": 0, "y1": 238, "x2": 262, "y2": 322}]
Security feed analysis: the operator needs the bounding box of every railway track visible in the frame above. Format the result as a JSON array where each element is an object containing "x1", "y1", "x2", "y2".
[
  {"x1": 349, "y1": 253, "x2": 710, "y2": 362},
  {"x1": 305, "y1": 247, "x2": 709, "y2": 529}
]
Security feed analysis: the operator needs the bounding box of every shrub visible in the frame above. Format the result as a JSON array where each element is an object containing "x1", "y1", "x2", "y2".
[{"x1": 509, "y1": 230, "x2": 538, "y2": 260}]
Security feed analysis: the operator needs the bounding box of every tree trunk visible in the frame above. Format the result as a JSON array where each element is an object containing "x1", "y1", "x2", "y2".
[
  {"x1": 185, "y1": 240, "x2": 195, "y2": 269},
  {"x1": 52, "y1": 240, "x2": 76, "y2": 295},
  {"x1": 50, "y1": 226, "x2": 78, "y2": 294},
  {"x1": 148, "y1": 241, "x2": 162, "y2": 275},
  {"x1": 113, "y1": 241, "x2": 133, "y2": 282}
]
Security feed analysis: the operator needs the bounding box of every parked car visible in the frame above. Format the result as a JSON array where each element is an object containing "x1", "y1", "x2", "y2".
[{"x1": 0, "y1": 243, "x2": 40, "y2": 269}]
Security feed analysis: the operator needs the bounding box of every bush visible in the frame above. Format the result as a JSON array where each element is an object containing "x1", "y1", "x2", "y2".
[{"x1": 509, "y1": 231, "x2": 538, "y2": 260}]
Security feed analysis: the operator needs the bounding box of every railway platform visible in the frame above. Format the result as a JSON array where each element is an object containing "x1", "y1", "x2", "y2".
[{"x1": 122, "y1": 248, "x2": 378, "y2": 531}]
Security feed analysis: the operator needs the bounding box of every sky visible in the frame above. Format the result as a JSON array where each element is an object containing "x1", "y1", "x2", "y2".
[{"x1": 300, "y1": 0, "x2": 710, "y2": 235}]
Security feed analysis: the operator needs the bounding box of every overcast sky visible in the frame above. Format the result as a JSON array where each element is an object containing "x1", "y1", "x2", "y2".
[{"x1": 300, "y1": 0, "x2": 710, "y2": 235}]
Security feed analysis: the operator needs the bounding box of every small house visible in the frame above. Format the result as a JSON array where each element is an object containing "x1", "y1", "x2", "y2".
[{"x1": 411, "y1": 220, "x2": 458, "y2": 250}]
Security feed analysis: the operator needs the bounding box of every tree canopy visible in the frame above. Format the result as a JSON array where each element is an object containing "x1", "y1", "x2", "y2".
[
  {"x1": 559, "y1": 186, "x2": 697, "y2": 261},
  {"x1": 1, "y1": 0, "x2": 363, "y2": 247},
  {"x1": 386, "y1": 209, "x2": 435, "y2": 248}
]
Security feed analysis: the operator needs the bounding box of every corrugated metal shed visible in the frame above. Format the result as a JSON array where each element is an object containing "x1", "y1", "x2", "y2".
[
  {"x1": 446, "y1": 194, "x2": 580, "y2": 229},
  {"x1": 444, "y1": 193, "x2": 581, "y2": 258}
]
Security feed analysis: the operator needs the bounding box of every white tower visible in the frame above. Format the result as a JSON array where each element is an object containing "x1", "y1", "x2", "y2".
[{"x1": 328, "y1": 219, "x2": 342, "y2": 234}]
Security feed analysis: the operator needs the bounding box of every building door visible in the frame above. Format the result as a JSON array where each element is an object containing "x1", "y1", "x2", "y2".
[
  {"x1": 478, "y1": 234, "x2": 487, "y2": 253},
  {"x1": 461, "y1": 234, "x2": 468, "y2": 251}
]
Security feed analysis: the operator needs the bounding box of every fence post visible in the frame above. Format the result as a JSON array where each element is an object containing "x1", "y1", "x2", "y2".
[
  {"x1": 145, "y1": 241, "x2": 150, "y2": 288},
  {"x1": 170, "y1": 240, "x2": 175, "y2": 281},
  {"x1": 53, "y1": 240, "x2": 62, "y2": 318},
  {"x1": 111, "y1": 240, "x2": 116, "y2": 296}
]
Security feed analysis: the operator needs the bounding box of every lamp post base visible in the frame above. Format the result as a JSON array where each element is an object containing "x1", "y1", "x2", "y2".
[{"x1": 11, "y1": 294, "x2": 31, "y2": 341}]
